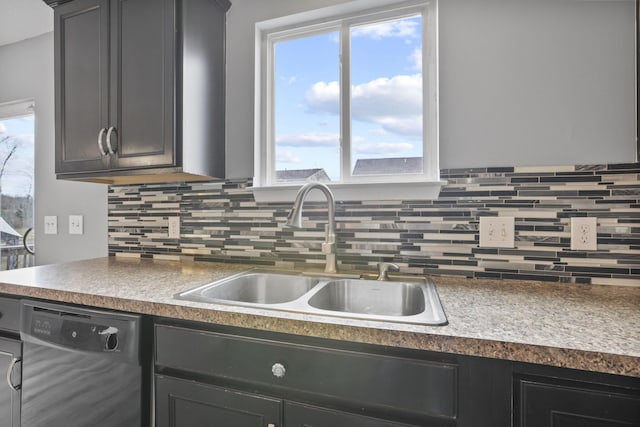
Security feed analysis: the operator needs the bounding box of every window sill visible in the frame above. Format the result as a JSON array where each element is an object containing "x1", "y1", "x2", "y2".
[{"x1": 252, "y1": 180, "x2": 447, "y2": 202}]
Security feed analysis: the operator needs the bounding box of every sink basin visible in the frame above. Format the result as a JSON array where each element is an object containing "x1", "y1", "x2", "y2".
[
  {"x1": 176, "y1": 272, "x2": 319, "y2": 305},
  {"x1": 175, "y1": 270, "x2": 447, "y2": 325},
  {"x1": 307, "y1": 279, "x2": 425, "y2": 316}
]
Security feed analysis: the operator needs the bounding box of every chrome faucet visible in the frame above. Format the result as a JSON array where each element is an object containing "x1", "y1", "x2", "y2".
[
  {"x1": 285, "y1": 183, "x2": 337, "y2": 274},
  {"x1": 377, "y1": 262, "x2": 399, "y2": 281}
]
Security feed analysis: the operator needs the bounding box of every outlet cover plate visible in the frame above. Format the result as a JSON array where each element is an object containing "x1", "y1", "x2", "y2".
[
  {"x1": 44, "y1": 216, "x2": 57, "y2": 235},
  {"x1": 571, "y1": 217, "x2": 597, "y2": 251},
  {"x1": 479, "y1": 217, "x2": 515, "y2": 248},
  {"x1": 69, "y1": 215, "x2": 84, "y2": 235}
]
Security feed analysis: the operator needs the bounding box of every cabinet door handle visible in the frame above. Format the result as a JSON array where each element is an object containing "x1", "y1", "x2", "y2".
[
  {"x1": 106, "y1": 126, "x2": 118, "y2": 155},
  {"x1": 6, "y1": 357, "x2": 21, "y2": 391},
  {"x1": 97, "y1": 128, "x2": 108, "y2": 156},
  {"x1": 271, "y1": 363, "x2": 286, "y2": 378}
]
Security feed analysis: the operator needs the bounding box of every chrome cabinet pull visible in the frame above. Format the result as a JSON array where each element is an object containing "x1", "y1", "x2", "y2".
[
  {"x1": 97, "y1": 128, "x2": 108, "y2": 155},
  {"x1": 106, "y1": 126, "x2": 118, "y2": 154},
  {"x1": 6, "y1": 357, "x2": 21, "y2": 391}
]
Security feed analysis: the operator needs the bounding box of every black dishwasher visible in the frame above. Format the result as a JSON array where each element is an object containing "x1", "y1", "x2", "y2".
[{"x1": 20, "y1": 300, "x2": 148, "y2": 427}]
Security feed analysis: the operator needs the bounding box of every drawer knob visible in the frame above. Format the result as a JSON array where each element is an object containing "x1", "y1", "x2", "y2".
[{"x1": 271, "y1": 363, "x2": 286, "y2": 378}]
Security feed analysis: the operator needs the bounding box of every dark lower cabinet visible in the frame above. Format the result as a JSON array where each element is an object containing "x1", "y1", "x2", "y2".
[
  {"x1": 515, "y1": 376, "x2": 640, "y2": 427},
  {"x1": 155, "y1": 375, "x2": 282, "y2": 427},
  {"x1": 155, "y1": 376, "x2": 427, "y2": 427},
  {"x1": 0, "y1": 336, "x2": 21, "y2": 427},
  {"x1": 154, "y1": 319, "x2": 640, "y2": 427},
  {"x1": 284, "y1": 402, "x2": 421, "y2": 427},
  {"x1": 154, "y1": 323, "x2": 458, "y2": 427}
]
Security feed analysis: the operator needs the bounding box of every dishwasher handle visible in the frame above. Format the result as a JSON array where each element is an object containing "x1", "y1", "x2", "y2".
[{"x1": 6, "y1": 357, "x2": 20, "y2": 391}]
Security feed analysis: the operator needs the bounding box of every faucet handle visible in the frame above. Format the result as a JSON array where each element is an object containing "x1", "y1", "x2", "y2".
[{"x1": 377, "y1": 262, "x2": 399, "y2": 281}]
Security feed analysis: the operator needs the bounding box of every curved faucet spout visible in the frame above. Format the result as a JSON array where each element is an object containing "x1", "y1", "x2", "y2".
[{"x1": 285, "y1": 183, "x2": 337, "y2": 273}]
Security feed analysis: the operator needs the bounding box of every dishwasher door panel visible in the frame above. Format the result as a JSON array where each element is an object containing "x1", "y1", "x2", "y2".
[{"x1": 21, "y1": 342, "x2": 141, "y2": 427}]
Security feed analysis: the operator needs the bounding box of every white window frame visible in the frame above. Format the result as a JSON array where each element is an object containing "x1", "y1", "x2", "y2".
[
  {"x1": 0, "y1": 100, "x2": 34, "y2": 121},
  {"x1": 253, "y1": 0, "x2": 445, "y2": 202}
]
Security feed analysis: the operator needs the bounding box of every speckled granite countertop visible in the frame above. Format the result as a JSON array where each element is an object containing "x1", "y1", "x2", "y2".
[{"x1": 0, "y1": 256, "x2": 637, "y2": 377}]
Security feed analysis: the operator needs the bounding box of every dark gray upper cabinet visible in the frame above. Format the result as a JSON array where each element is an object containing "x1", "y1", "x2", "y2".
[
  {"x1": 109, "y1": 0, "x2": 175, "y2": 172},
  {"x1": 54, "y1": 0, "x2": 110, "y2": 175},
  {"x1": 48, "y1": 0, "x2": 229, "y2": 184}
]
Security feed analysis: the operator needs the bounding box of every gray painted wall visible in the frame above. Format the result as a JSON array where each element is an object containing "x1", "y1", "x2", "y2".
[
  {"x1": 226, "y1": 0, "x2": 636, "y2": 177},
  {"x1": 438, "y1": 0, "x2": 636, "y2": 169},
  {"x1": 0, "y1": 0, "x2": 634, "y2": 262},
  {"x1": 0, "y1": 33, "x2": 107, "y2": 265}
]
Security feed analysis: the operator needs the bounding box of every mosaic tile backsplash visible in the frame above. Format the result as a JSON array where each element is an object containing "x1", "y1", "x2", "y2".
[{"x1": 108, "y1": 163, "x2": 640, "y2": 286}]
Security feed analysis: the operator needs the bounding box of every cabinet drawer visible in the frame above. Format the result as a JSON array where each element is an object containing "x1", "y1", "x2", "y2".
[
  {"x1": 0, "y1": 298, "x2": 20, "y2": 333},
  {"x1": 516, "y1": 376, "x2": 640, "y2": 426},
  {"x1": 155, "y1": 325, "x2": 457, "y2": 419}
]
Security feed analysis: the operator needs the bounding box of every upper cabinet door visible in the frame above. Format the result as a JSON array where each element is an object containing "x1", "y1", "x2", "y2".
[
  {"x1": 109, "y1": 0, "x2": 176, "y2": 171},
  {"x1": 54, "y1": 0, "x2": 110, "y2": 174}
]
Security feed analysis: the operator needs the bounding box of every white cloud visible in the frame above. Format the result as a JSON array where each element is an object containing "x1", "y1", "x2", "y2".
[
  {"x1": 12, "y1": 134, "x2": 34, "y2": 145},
  {"x1": 276, "y1": 149, "x2": 301, "y2": 164},
  {"x1": 375, "y1": 116, "x2": 422, "y2": 137},
  {"x1": 276, "y1": 132, "x2": 339, "y2": 147},
  {"x1": 305, "y1": 74, "x2": 423, "y2": 137},
  {"x1": 354, "y1": 142, "x2": 414, "y2": 155},
  {"x1": 410, "y1": 47, "x2": 422, "y2": 71},
  {"x1": 352, "y1": 19, "x2": 419, "y2": 40},
  {"x1": 305, "y1": 81, "x2": 340, "y2": 115},
  {"x1": 351, "y1": 75, "x2": 422, "y2": 118},
  {"x1": 278, "y1": 75, "x2": 297, "y2": 85}
]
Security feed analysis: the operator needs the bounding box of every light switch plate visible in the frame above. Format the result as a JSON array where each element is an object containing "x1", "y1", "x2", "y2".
[
  {"x1": 168, "y1": 216, "x2": 180, "y2": 239},
  {"x1": 571, "y1": 217, "x2": 597, "y2": 251},
  {"x1": 479, "y1": 217, "x2": 515, "y2": 248},
  {"x1": 69, "y1": 215, "x2": 84, "y2": 235},
  {"x1": 44, "y1": 216, "x2": 57, "y2": 235}
]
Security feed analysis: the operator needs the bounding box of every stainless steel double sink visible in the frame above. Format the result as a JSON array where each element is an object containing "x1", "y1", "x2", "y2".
[{"x1": 175, "y1": 270, "x2": 447, "y2": 326}]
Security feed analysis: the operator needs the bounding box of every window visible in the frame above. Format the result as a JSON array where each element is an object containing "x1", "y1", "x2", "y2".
[
  {"x1": 255, "y1": 1, "x2": 442, "y2": 200},
  {"x1": 0, "y1": 100, "x2": 35, "y2": 270}
]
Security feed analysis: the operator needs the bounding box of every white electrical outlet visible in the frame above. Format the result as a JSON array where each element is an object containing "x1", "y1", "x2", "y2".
[
  {"x1": 479, "y1": 217, "x2": 515, "y2": 248},
  {"x1": 571, "y1": 217, "x2": 597, "y2": 251},
  {"x1": 69, "y1": 215, "x2": 84, "y2": 235},
  {"x1": 168, "y1": 216, "x2": 180, "y2": 239},
  {"x1": 44, "y1": 216, "x2": 58, "y2": 235}
]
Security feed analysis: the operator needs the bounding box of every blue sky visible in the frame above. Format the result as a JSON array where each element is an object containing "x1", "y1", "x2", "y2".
[
  {"x1": 0, "y1": 114, "x2": 35, "y2": 197},
  {"x1": 274, "y1": 15, "x2": 423, "y2": 181}
]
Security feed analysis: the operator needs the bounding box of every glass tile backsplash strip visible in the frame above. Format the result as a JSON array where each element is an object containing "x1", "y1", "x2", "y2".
[{"x1": 108, "y1": 163, "x2": 640, "y2": 286}]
